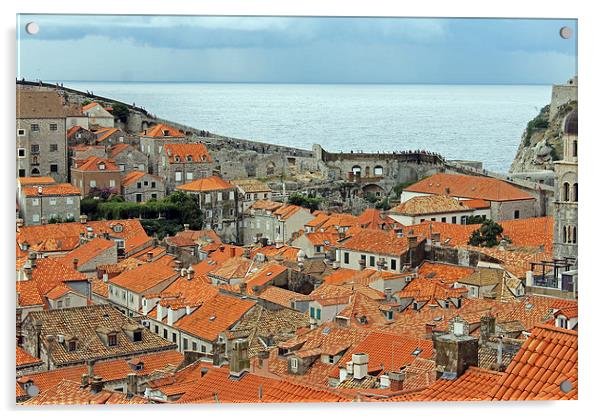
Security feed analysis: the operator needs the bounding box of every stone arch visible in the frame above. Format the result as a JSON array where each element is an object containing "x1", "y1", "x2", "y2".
[
  {"x1": 266, "y1": 161, "x2": 276, "y2": 176},
  {"x1": 141, "y1": 120, "x2": 151, "y2": 131},
  {"x1": 362, "y1": 183, "x2": 385, "y2": 198},
  {"x1": 31, "y1": 168, "x2": 40, "y2": 176}
]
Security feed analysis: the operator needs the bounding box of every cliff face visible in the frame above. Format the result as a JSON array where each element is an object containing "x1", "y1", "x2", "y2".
[{"x1": 510, "y1": 100, "x2": 577, "y2": 173}]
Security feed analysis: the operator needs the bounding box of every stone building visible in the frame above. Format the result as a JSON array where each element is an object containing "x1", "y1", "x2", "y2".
[
  {"x1": 66, "y1": 125, "x2": 95, "y2": 146},
  {"x1": 553, "y1": 109, "x2": 578, "y2": 264},
  {"x1": 139, "y1": 123, "x2": 187, "y2": 174},
  {"x1": 121, "y1": 171, "x2": 166, "y2": 203},
  {"x1": 549, "y1": 76, "x2": 578, "y2": 122},
  {"x1": 20, "y1": 305, "x2": 176, "y2": 370},
  {"x1": 71, "y1": 156, "x2": 121, "y2": 197},
  {"x1": 82, "y1": 102, "x2": 115, "y2": 128},
  {"x1": 109, "y1": 144, "x2": 149, "y2": 173},
  {"x1": 95, "y1": 127, "x2": 131, "y2": 146},
  {"x1": 159, "y1": 143, "x2": 215, "y2": 193},
  {"x1": 401, "y1": 173, "x2": 538, "y2": 222},
  {"x1": 232, "y1": 179, "x2": 273, "y2": 211},
  {"x1": 176, "y1": 176, "x2": 240, "y2": 243},
  {"x1": 16, "y1": 90, "x2": 83, "y2": 182},
  {"x1": 243, "y1": 200, "x2": 315, "y2": 246},
  {"x1": 18, "y1": 183, "x2": 81, "y2": 226}
]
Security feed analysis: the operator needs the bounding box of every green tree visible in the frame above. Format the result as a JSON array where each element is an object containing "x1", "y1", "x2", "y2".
[
  {"x1": 468, "y1": 219, "x2": 506, "y2": 248},
  {"x1": 466, "y1": 215, "x2": 487, "y2": 225},
  {"x1": 288, "y1": 193, "x2": 322, "y2": 212},
  {"x1": 110, "y1": 103, "x2": 130, "y2": 122}
]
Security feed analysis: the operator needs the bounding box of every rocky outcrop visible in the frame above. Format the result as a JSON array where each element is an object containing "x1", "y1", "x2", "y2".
[{"x1": 510, "y1": 101, "x2": 577, "y2": 173}]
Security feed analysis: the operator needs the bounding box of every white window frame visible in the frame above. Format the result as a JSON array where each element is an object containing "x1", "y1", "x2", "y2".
[
  {"x1": 175, "y1": 172, "x2": 182, "y2": 182},
  {"x1": 17, "y1": 148, "x2": 26, "y2": 158},
  {"x1": 17, "y1": 129, "x2": 26, "y2": 136},
  {"x1": 90, "y1": 180, "x2": 97, "y2": 188}
]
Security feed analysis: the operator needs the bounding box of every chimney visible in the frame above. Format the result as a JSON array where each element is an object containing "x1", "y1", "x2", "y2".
[
  {"x1": 102, "y1": 273, "x2": 109, "y2": 283},
  {"x1": 352, "y1": 353, "x2": 369, "y2": 380},
  {"x1": 40, "y1": 216, "x2": 47, "y2": 225},
  {"x1": 45, "y1": 335, "x2": 55, "y2": 370},
  {"x1": 72, "y1": 258, "x2": 79, "y2": 270},
  {"x1": 33, "y1": 320, "x2": 42, "y2": 358},
  {"x1": 309, "y1": 318, "x2": 317, "y2": 330},
  {"x1": 425, "y1": 323, "x2": 434, "y2": 339},
  {"x1": 146, "y1": 251, "x2": 153, "y2": 262},
  {"x1": 431, "y1": 232, "x2": 441, "y2": 245},
  {"x1": 183, "y1": 224, "x2": 190, "y2": 231},
  {"x1": 80, "y1": 373, "x2": 89, "y2": 388},
  {"x1": 379, "y1": 374, "x2": 391, "y2": 389},
  {"x1": 229, "y1": 339, "x2": 250, "y2": 378},
  {"x1": 87, "y1": 359, "x2": 95, "y2": 378},
  {"x1": 229, "y1": 247, "x2": 236, "y2": 258},
  {"x1": 408, "y1": 236, "x2": 418, "y2": 249},
  {"x1": 339, "y1": 365, "x2": 348, "y2": 382},
  {"x1": 479, "y1": 315, "x2": 496, "y2": 345},
  {"x1": 239, "y1": 282, "x2": 247, "y2": 295},
  {"x1": 80, "y1": 214, "x2": 88, "y2": 224},
  {"x1": 89, "y1": 376, "x2": 104, "y2": 394},
  {"x1": 16, "y1": 218, "x2": 24, "y2": 229},
  {"x1": 384, "y1": 288, "x2": 392, "y2": 302},
  {"x1": 126, "y1": 373, "x2": 138, "y2": 398},
  {"x1": 389, "y1": 370, "x2": 405, "y2": 391},
  {"x1": 526, "y1": 270, "x2": 534, "y2": 287},
  {"x1": 432, "y1": 317, "x2": 479, "y2": 379},
  {"x1": 187, "y1": 266, "x2": 195, "y2": 281},
  {"x1": 444, "y1": 187, "x2": 451, "y2": 195},
  {"x1": 174, "y1": 260, "x2": 182, "y2": 272},
  {"x1": 257, "y1": 350, "x2": 270, "y2": 372}
]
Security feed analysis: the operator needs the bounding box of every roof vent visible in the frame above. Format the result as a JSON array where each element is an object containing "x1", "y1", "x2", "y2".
[
  {"x1": 411, "y1": 348, "x2": 423, "y2": 356},
  {"x1": 209, "y1": 315, "x2": 216, "y2": 321}
]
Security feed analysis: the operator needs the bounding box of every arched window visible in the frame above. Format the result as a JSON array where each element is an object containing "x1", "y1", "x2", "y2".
[
  {"x1": 351, "y1": 166, "x2": 361, "y2": 175},
  {"x1": 573, "y1": 140, "x2": 578, "y2": 158},
  {"x1": 567, "y1": 225, "x2": 572, "y2": 243},
  {"x1": 374, "y1": 166, "x2": 384, "y2": 176},
  {"x1": 31, "y1": 168, "x2": 40, "y2": 176},
  {"x1": 563, "y1": 226, "x2": 567, "y2": 243},
  {"x1": 174, "y1": 156, "x2": 180, "y2": 162},
  {"x1": 573, "y1": 183, "x2": 578, "y2": 202},
  {"x1": 563, "y1": 182, "x2": 570, "y2": 202},
  {"x1": 572, "y1": 226, "x2": 577, "y2": 244},
  {"x1": 186, "y1": 155, "x2": 193, "y2": 162}
]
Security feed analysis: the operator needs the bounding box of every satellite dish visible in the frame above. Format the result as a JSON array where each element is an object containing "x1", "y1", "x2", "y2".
[{"x1": 26, "y1": 384, "x2": 40, "y2": 397}]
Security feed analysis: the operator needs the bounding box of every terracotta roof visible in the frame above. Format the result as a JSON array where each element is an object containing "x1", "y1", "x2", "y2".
[
  {"x1": 404, "y1": 173, "x2": 535, "y2": 202},
  {"x1": 402, "y1": 367, "x2": 504, "y2": 402},
  {"x1": 176, "y1": 367, "x2": 347, "y2": 403},
  {"x1": 257, "y1": 286, "x2": 312, "y2": 308},
  {"x1": 22, "y1": 183, "x2": 80, "y2": 197},
  {"x1": 153, "y1": 275, "x2": 219, "y2": 310},
  {"x1": 336, "y1": 292, "x2": 392, "y2": 326},
  {"x1": 489, "y1": 324, "x2": 577, "y2": 400},
  {"x1": 16, "y1": 280, "x2": 44, "y2": 307},
  {"x1": 45, "y1": 283, "x2": 82, "y2": 300},
  {"x1": 17, "y1": 219, "x2": 151, "y2": 255},
  {"x1": 163, "y1": 143, "x2": 212, "y2": 164},
  {"x1": 249, "y1": 199, "x2": 284, "y2": 212},
  {"x1": 66, "y1": 125, "x2": 91, "y2": 140},
  {"x1": 417, "y1": 261, "x2": 476, "y2": 285},
  {"x1": 304, "y1": 232, "x2": 342, "y2": 248},
  {"x1": 175, "y1": 294, "x2": 256, "y2": 342},
  {"x1": 391, "y1": 195, "x2": 472, "y2": 216},
  {"x1": 273, "y1": 204, "x2": 304, "y2": 221},
  {"x1": 63, "y1": 237, "x2": 115, "y2": 267},
  {"x1": 18, "y1": 177, "x2": 56, "y2": 187},
  {"x1": 176, "y1": 176, "x2": 233, "y2": 192},
  {"x1": 24, "y1": 305, "x2": 176, "y2": 366},
  {"x1": 245, "y1": 263, "x2": 288, "y2": 293},
  {"x1": 208, "y1": 257, "x2": 252, "y2": 282},
  {"x1": 21, "y1": 258, "x2": 87, "y2": 305},
  {"x1": 331, "y1": 332, "x2": 433, "y2": 379},
  {"x1": 17, "y1": 350, "x2": 183, "y2": 395},
  {"x1": 110, "y1": 255, "x2": 177, "y2": 294},
  {"x1": 81, "y1": 102, "x2": 100, "y2": 112},
  {"x1": 357, "y1": 208, "x2": 386, "y2": 229},
  {"x1": 396, "y1": 276, "x2": 466, "y2": 303},
  {"x1": 249, "y1": 245, "x2": 300, "y2": 262},
  {"x1": 463, "y1": 199, "x2": 491, "y2": 209},
  {"x1": 338, "y1": 229, "x2": 414, "y2": 256},
  {"x1": 16, "y1": 346, "x2": 43, "y2": 368},
  {"x1": 121, "y1": 171, "x2": 163, "y2": 187},
  {"x1": 21, "y1": 379, "x2": 148, "y2": 405},
  {"x1": 73, "y1": 156, "x2": 120, "y2": 172},
  {"x1": 95, "y1": 127, "x2": 121, "y2": 143},
  {"x1": 165, "y1": 229, "x2": 222, "y2": 248},
  {"x1": 232, "y1": 179, "x2": 272, "y2": 193},
  {"x1": 142, "y1": 123, "x2": 185, "y2": 138},
  {"x1": 108, "y1": 143, "x2": 131, "y2": 157}
]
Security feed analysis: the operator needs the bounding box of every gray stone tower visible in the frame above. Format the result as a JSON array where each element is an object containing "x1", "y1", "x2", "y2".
[{"x1": 553, "y1": 108, "x2": 578, "y2": 265}]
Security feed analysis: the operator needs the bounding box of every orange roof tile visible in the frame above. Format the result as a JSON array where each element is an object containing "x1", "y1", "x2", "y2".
[
  {"x1": 256, "y1": 286, "x2": 312, "y2": 308},
  {"x1": 62, "y1": 237, "x2": 115, "y2": 267},
  {"x1": 121, "y1": 171, "x2": 162, "y2": 187},
  {"x1": 81, "y1": 102, "x2": 100, "y2": 112},
  {"x1": 163, "y1": 142, "x2": 212, "y2": 164},
  {"x1": 23, "y1": 183, "x2": 81, "y2": 197},
  {"x1": 108, "y1": 143, "x2": 130, "y2": 157},
  {"x1": 245, "y1": 263, "x2": 288, "y2": 293},
  {"x1": 21, "y1": 379, "x2": 149, "y2": 405},
  {"x1": 489, "y1": 324, "x2": 577, "y2": 401},
  {"x1": 95, "y1": 127, "x2": 121, "y2": 143},
  {"x1": 357, "y1": 208, "x2": 386, "y2": 229},
  {"x1": 174, "y1": 294, "x2": 255, "y2": 342},
  {"x1": 18, "y1": 176, "x2": 56, "y2": 186},
  {"x1": 73, "y1": 156, "x2": 120, "y2": 172},
  {"x1": 176, "y1": 176, "x2": 233, "y2": 192},
  {"x1": 16, "y1": 346, "x2": 43, "y2": 368},
  {"x1": 417, "y1": 261, "x2": 476, "y2": 285},
  {"x1": 142, "y1": 123, "x2": 185, "y2": 138},
  {"x1": 404, "y1": 173, "x2": 535, "y2": 202},
  {"x1": 391, "y1": 194, "x2": 472, "y2": 216},
  {"x1": 16, "y1": 280, "x2": 44, "y2": 307},
  {"x1": 396, "y1": 276, "x2": 466, "y2": 302},
  {"x1": 110, "y1": 255, "x2": 177, "y2": 294},
  {"x1": 338, "y1": 229, "x2": 415, "y2": 256}
]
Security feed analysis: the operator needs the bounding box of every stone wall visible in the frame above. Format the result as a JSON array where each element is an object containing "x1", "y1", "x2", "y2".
[{"x1": 549, "y1": 77, "x2": 578, "y2": 122}]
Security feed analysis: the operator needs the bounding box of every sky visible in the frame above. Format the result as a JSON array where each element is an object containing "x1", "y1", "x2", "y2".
[{"x1": 16, "y1": 15, "x2": 577, "y2": 84}]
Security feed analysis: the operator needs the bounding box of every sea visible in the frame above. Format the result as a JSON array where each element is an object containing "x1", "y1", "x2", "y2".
[{"x1": 63, "y1": 82, "x2": 551, "y2": 173}]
